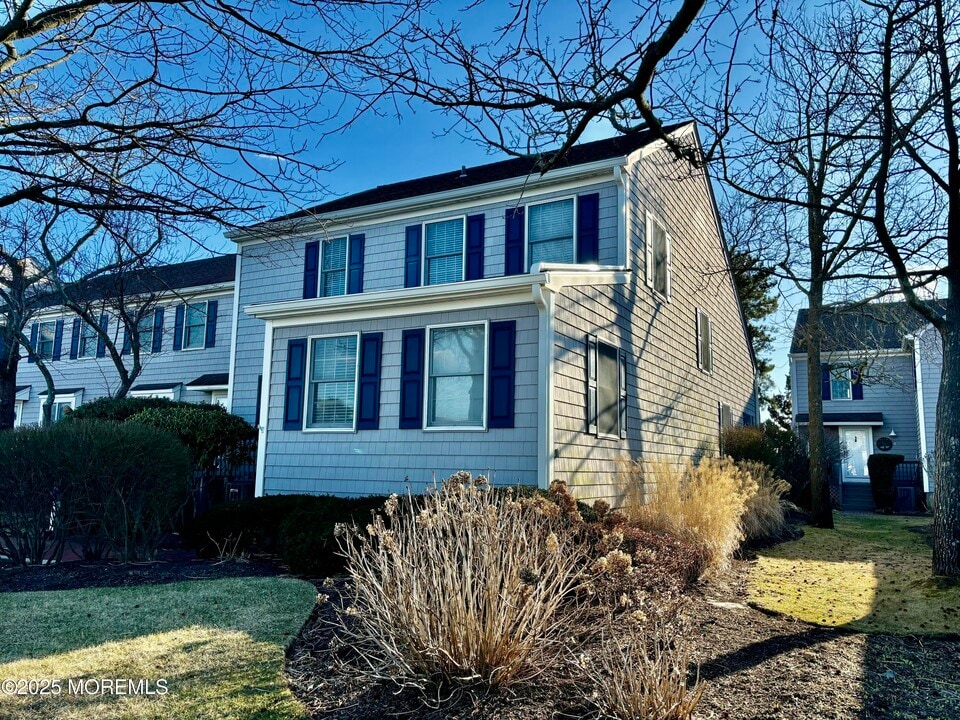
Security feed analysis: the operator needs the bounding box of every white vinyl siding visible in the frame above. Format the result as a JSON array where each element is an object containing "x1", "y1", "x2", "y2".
[
  {"x1": 321, "y1": 237, "x2": 347, "y2": 297},
  {"x1": 424, "y1": 218, "x2": 465, "y2": 285},
  {"x1": 527, "y1": 198, "x2": 574, "y2": 268},
  {"x1": 426, "y1": 324, "x2": 486, "y2": 428},
  {"x1": 184, "y1": 303, "x2": 207, "y2": 350},
  {"x1": 306, "y1": 334, "x2": 358, "y2": 430}
]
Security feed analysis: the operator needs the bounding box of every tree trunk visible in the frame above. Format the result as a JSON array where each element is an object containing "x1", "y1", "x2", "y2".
[
  {"x1": 933, "y1": 314, "x2": 960, "y2": 575},
  {"x1": 0, "y1": 338, "x2": 18, "y2": 430},
  {"x1": 806, "y1": 284, "x2": 835, "y2": 529}
]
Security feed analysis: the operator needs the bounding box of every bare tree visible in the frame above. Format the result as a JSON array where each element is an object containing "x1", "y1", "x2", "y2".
[{"x1": 861, "y1": 0, "x2": 960, "y2": 576}]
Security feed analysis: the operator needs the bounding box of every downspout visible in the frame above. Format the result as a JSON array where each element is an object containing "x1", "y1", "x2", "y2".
[
  {"x1": 226, "y1": 252, "x2": 242, "y2": 412},
  {"x1": 254, "y1": 319, "x2": 274, "y2": 497},
  {"x1": 533, "y1": 283, "x2": 556, "y2": 490},
  {"x1": 909, "y1": 328, "x2": 931, "y2": 494},
  {"x1": 614, "y1": 164, "x2": 630, "y2": 267}
]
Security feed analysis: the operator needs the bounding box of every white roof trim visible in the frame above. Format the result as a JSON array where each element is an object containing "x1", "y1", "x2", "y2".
[
  {"x1": 245, "y1": 268, "x2": 630, "y2": 326},
  {"x1": 796, "y1": 419, "x2": 885, "y2": 426},
  {"x1": 788, "y1": 349, "x2": 912, "y2": 360}
]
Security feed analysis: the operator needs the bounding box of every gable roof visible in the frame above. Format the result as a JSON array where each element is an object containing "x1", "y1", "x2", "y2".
[
  {"x1": 261, "y1": 123, "x2": 689, "y2": 224},
  {"x1": 790, "y1": 301, "x2": 944, "y2": 354},
  {"x1": 33, "y1": 255, "x2": 235, "y2": 310}
]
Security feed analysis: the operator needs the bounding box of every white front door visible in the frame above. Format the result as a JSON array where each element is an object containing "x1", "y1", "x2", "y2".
[{"x1": 841, "y1": 427, "x2": 873, "y2": 482}]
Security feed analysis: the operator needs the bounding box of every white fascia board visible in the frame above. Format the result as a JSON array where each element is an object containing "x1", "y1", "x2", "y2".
[
  {"x1": 187, "y1": 384, "x2": 229, "y2": 392},
  {"x1": 630, "y1": 122, "x2": 696, "y2": 161},
  {"x1": 788, "y1": 349, "x2": 912, "y2": 360},
  {"x1": 244, "y1": 270, "x2": 630, "y2": 327},
  {"x1": 228, "y1": 161, "x2": 622, "y2": 244}
]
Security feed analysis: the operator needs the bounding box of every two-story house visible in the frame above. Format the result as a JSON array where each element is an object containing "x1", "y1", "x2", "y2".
[
  {"x1": 14, "y1": 255, "x2": 235, "y2": 425},
  {"x1": 790, "y1": 301, "x2": 942, "y2": 510},
  {"x1": 227, "y1": 123, "x2": 758, "y2": 503}
]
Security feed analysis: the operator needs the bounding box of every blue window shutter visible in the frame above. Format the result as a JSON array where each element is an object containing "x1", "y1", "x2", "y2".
[
  {"x1": 122, "y1": 320, "x2": 131, "y2": 355},
  {"x1": 504, "y1": 207, "x2": 525, "y2": 275},
  {"x1": 52, "y1": 319, "x2": 64, "y2": 361},
  {"x1": 852, "y1": 367, "x2": 864, "y2": 400},
  {"x1": 586, "y1": 336, "x2": 598, "y2": 434},
  {"x1": 348, "y1": 233, "x2": 365, "y2": 294},
  {"x1": 96, "y1": 314, "x2": 108, "y2": 358},
  {"x1": 487, "y1": 321, "x2": 516, "y2": 428},
  {"x1": 283, "y1": 338, "x2": 308, "y2": 430},
  {"x1": 173, "y1": 305, "x2": 185, "y2": 351},
  {"x1": 303, "y1": 241, "x2": 320, "y2": 299},
  {"x1": 356, "y1": 332, "x2": 382, "y2": 430},
  {"x1": 399, "y1": 328, "x2": 425, "y2": 428},
  {"x1": 152, "y1": 307, "x2": 164, "y2": 353},
  {"x1": 466, "y1": 214, "x2": 485, "y2": 280},
  {"x1": 577, "y1": 193, "x2": 600, "y2": 263},
  {"x1": 27, "y1": 323, "x2": 37, "y2": 363},
  {"x1": 821, "y1": 363, "x2": 831, "y2": 401},
  {"x1": 69, "y1": 319, "x2": 80, "y2": 360},
  {"x1": 204, "y1": 300, "x2": 218, "y2": 348},
  {"x1": 619, "y1": 348, "x2": 628, "y2": 438},
  {"x1": 405, "y1": 225, "x2": 422, "y2": 288}
]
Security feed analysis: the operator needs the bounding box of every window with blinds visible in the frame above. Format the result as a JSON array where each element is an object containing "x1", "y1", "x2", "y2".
[
  {"x1": 307, "y1": 334, "x2": 358, "y2": 429},
  {"x1": 320, "y1": 237, "x2": 347, "y2": 297},
  {"x1": 528, "y1": 198, "x2": 574, "y2": 269},
  {"x1": 424, "y1": 218, "x2": 465, "y2": 285}
]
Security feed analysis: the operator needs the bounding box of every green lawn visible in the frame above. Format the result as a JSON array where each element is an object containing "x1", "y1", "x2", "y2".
[
  {"x1": 749, "y1": 513, "x2": 960, "y2": 635},
  {"x1": 0, "y1": 576, "x2": 316, "y2": 719}
]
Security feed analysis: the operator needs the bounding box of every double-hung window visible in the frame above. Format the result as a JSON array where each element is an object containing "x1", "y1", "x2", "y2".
[
  {"x1": 645, "y1": 212, "x2": 672, "y2": 299},
  {"x1": 137, "y1": 314, "x2": 154, "y2": 353},
  {"x1": 831, "y1": 370, "x2": 853, "y2": 401},
  {"x1": 424, "y1": 218, "x2": 465, "y2": 285},
  {"x1": 320, "y1": 237, "x2": 347, "y2": 297},
  {"x1": 306, "y1": 334, "x2": 359, "y2": 430},
  {"x1": 587, "y1": 336, "x2": 627, "y2": 439},
  {"x1": 78, "y1": 322, "x2": 98, "y2": 359},
  {"x1": 183, "y1": 302, "x2": 207, "y2": 350},
  {"x1": 426, "y1": 324, "x2": 486, "y2": 428},
  {"x1": 36, "y1": 321, "x2": 56, "y2": 360},
  {"x1": 696, "y1": 309, "x2": 713, "y2": 373},
  {"x1": 527, "y1": 198, "x2": 574, "y2": 269}
]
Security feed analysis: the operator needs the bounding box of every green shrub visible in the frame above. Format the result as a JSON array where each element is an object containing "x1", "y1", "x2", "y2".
[
  {"x1": 867, "y1": 454, "x2": 905, "y2": 514},
  {"x1": 186, "y1": 494, "x2": 388, "y2": 575},
  {"x1": 722, "y1": 425, "x2": 781, "y2": 469},
  {"x1": 724, "y1": 423, "x2": 812, "y2": 510},
  {"x1": 66, "y1": 396, "x2": 182, "y2": 423},
  {"x1": 0, "y1": 421, "x2": 192, "y2": 563},
  {"x1": 130, "y1": 404, "x2": 256, "y2": 471}
]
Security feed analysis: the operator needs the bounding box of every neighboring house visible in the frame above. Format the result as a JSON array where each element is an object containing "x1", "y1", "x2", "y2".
[
  {"x1": 790, "y1": 301, "x2": 942, "y2": 510},
  {"x1": 14, "y1": 256, "x2": 235, "y2": 424},
  {"x1": 227, "y1": 123, "x2": 758, "y2": 502}
]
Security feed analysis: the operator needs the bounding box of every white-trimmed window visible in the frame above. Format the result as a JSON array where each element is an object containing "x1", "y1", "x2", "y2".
[
  {"x1": 13, "y1": 400, "x2": 23, "y2": 427},
  {"x1": 183, "y1": 302, "x2": 208, "y2": 350},
  {"x1": 831, "y1": 370, "x2": 853, "y2": 401},
  {"x1": 38, "y1": 391, "x2": 82, "y2": 423},
  {"x1": 424, "y1": 217, "x2": 465, "y2": 285},
  {"x1": 587, "y1": 336, "x2": 627, "y2": 439},
  {"x1": 306, "y1": 334, "x2": 359, "y2": 430},
  {"x1": 645, "y1": 212, "x2": 672, "y2": 299},
  {"x1": 136, "y1": 314, "x2": 154, "y2": 352},
  {"x1": 78, "y1": 322, "x2": 98, "y2": 359},
  {"x1": 426, "y1": 323, "x2": 486, "y2": 429},
  {"x1": 527, "y1": 198, "x2": 575, "y2": 269},
  {"x1": 696, "y1": 309, "x2": 713, "y2": 373},
  {"x1": 320, "y1": 237, "x2": 347, "y2": 297},
  {"x1": 36, "y1": 321, "x2": 56, "y2": 360}
]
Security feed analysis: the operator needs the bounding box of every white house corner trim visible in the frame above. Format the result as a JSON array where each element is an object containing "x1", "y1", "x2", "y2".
[
  {"x1": 614, "y1": 164, "x2": 629, "y2": 267},
  {"x1": 226, "y1": 253, "x2": 242, "y2": 412},
  {"x1": 534, "y1": 284, "x2": 556, "y2": 491},
  {"x1": 254, "y1": 320, "x2": 274, "y2": 498}
]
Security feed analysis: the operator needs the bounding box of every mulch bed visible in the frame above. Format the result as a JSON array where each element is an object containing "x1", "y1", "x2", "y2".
[{"x1": 285, "y1": 561, "x2": 960, "y2": 720}]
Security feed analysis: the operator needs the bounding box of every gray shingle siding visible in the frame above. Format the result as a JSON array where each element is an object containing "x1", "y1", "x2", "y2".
[
  {"x1": 551, "y1": 147, "x2": 757, "y2": 502},
  {"x1": 260, "y1": 304, "x2": 539, "y2": 496},
  {"x1": 15, "y1": 292, "x2": 233, "y2": 421}
]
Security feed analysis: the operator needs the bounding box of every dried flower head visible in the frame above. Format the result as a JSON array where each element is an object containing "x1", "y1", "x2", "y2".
[
  {"x1": 545, "y1": 532, "x2": 560, "y2": 554},
  {"x1": 384, "y1": 493, "x2": 399, "y2": 516}
]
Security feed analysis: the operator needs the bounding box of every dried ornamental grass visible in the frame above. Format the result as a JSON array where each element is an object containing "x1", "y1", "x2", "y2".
[
  {"x1": 580, "y1": 613, "x2": 703, "y2": 720},
  {"x1": 737, "y1": 461, "x2": 794, "y2": 542},
  {"x1": 623, "y1": 457, "x2": 756, "y2": 573},
  {"x1": 335, "y1": 472, "x2": 586, "y2": 689}
]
